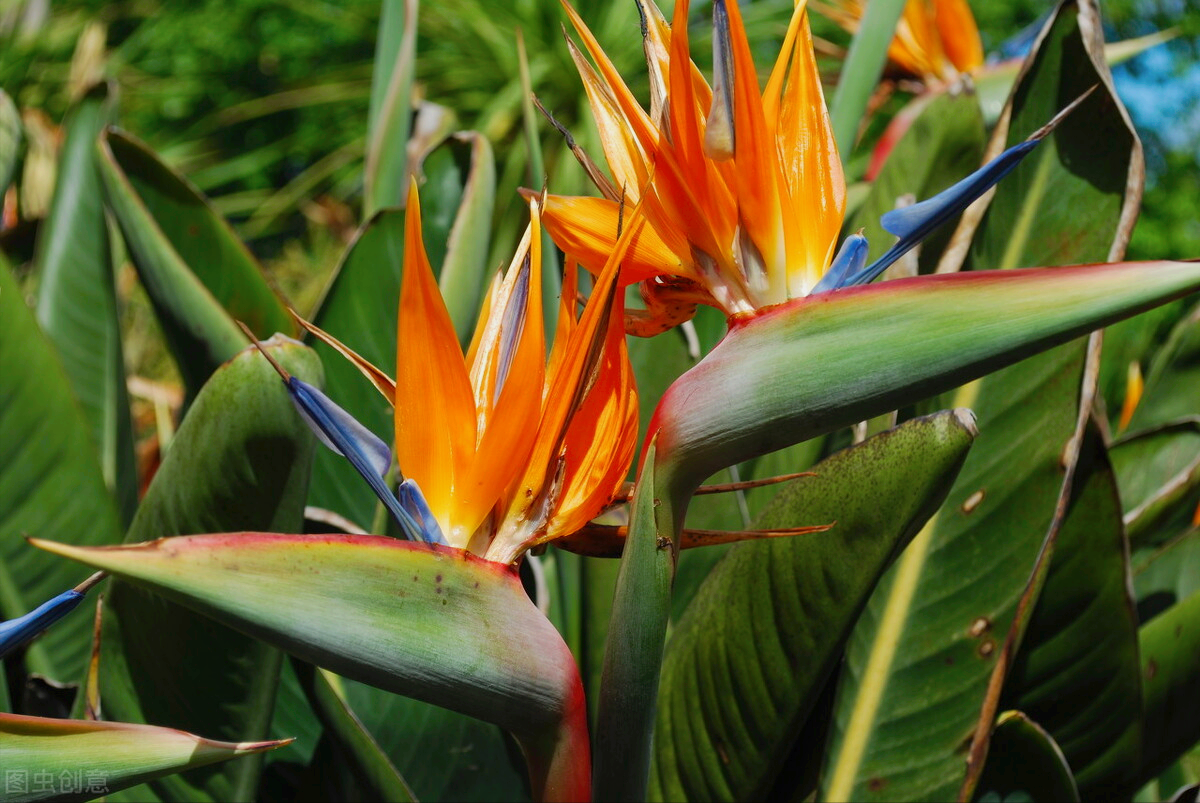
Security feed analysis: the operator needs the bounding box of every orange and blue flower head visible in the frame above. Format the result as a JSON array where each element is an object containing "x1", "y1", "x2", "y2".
[
  {"x1": 537, "y1": 0, "x2": 1055, "y2": 335},
  {"x1": 267, "y1": 182, "x2": 638, "y2": 566}
]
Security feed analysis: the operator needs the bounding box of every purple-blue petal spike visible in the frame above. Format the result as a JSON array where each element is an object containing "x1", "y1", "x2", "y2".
[
  {"x1": 397, "y1": 479, "x2": 448, "y2": 545},
  {"x1": 286, "y1": 377, "x2": 424, "y2": 541},
  {"x1": 495, "y1": 253, "x2": 532, "y2": 404},
  {"x1": 845, "y1": 137, "x2": 1040, "y2": 288},
  {"x1": 813, "y1": 233, "x2": 870, "y2": 294},
  {"x1": 844, "y1": 90, "x2": 1094, "y2": 289},
  {"x1": 0, "y1": 590, "x2": 85, "y2": 659}
]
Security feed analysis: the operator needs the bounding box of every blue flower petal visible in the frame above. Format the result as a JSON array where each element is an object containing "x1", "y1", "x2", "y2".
[
  {"x1": 0, "y1": 590, "x2": 84, "y2": 660},
  {"x1": 287, "y1": 378, "x2": 424, "y2": 542},
  {"x1": 813, "y1": 233, "x2": 869, "y2": 294},
  {"x1": 846, "y1": 138, "x2": 1041, "y2": 288},
  {"x1": 397, "y1": 479, "x2": 449, "y2": 545}
]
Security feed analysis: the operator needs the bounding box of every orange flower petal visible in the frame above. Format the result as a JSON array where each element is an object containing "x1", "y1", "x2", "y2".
[
  {"x1": 777, "y1": 6, "x2": 845, "y2": 294},
  {"x1": 723, "y1": 0, "x2": 788, "y2": 300},
  {"x1": 537, "y1": 193, "x2": 687, "y2": 285},
  {"x1": 935, "y1": 0, "x2": 983, "y2": 73},
  {"x1": 461, "y1": 205, "x2": 547, "y2": 539},
  {"x1": 395, "y1": 179, "x2": 478, "y2": 539}
]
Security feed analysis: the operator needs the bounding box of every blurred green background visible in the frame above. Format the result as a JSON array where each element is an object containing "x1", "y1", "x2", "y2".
[{"x1": 1, "y1": 0, "x2": 1197, "y2": 368}]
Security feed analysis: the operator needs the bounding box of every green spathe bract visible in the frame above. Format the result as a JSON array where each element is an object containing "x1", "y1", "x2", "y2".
[
  {"x1": 0, "y1": 713, "x2": 287, "y2": 803},
  {"x1": 652, "y1": 261, "x2": 1200, "y2": 497},
  {"x1": 31, "y1": 533, "x2": 590, "y2": 803}
]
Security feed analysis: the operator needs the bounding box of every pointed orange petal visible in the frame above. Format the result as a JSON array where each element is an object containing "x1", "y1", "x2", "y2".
[
  {"x1": 563, "y1": 35, "x2": 652, "y2": 198},
  {"x1": 777, "y1": 7, "x2": 845, "y2": 294},
  {"x1": 548, "y1": 306, "x2": 638, "y2": 541},
  {"x1": 292, "y1": 313, "x2": 397, "y2": 404},
  {"x1": 537, "y1": 193, "x2": 687, "y2": 285},
  {"x1": 395, "y1": 179, "x2": 477, "y2": 539},
  {"x1": 505, "y1": 200, "x2": 641, "y2": 533},
  {"x1": 723, "y1": 0, "x2": 788, "y2": 299},
  {"x1": 460, "y1": 205, "x2": 547, "y2": 538},
  {"x1": 763, "y1": 0, "x2": 810, "y2": 127},
  {"x1": 935, "y1": 0, "x2": 983, "y2": 73},
  {"x1": 560, "y1": 0, "x2": 659, "y2": 153}
]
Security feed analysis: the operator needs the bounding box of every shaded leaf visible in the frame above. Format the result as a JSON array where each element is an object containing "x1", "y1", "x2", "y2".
[
  {"x1": 96, "y1": 339, "x2": 320, "y2": 802},
  {"x1": 650, "y1": 410, "x2": 977, "y2": 802},
  {"x1": 1139, "y1": 591, "x2": 1200, "y2": 785},
  {"x1": 999, "y1": 424, "x2": 1143, "y2": 794},
  {"x1": 33, "y1": 83, "x2": 137, "y2": 525},
  {"x1": 0, "y1": 258, "x2": 122, "y2": 682},
  {"x1": 818, "y1": 3, "x2": 1143, "y2": 798},
  {"x1": 0, "y1": 713, "x2": 286, "y2": 803},
  {"x1": 1111, "y1": 420, "x2": 1200, "y2": 546},
  {"x1": 972, "y1": 711, "x2": 1079, "y2": 802}
]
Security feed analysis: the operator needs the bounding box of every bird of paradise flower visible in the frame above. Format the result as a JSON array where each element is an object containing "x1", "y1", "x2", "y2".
[{"x1": 535, "y1": 0, "x2": 1074, "y2": 336}]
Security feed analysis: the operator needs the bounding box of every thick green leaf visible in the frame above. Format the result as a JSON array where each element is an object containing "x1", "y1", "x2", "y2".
[
  {"x1": 292, "y1": 662, "x2": 414, "y2": 802},
  {"x1": 0, "y1": 259, "x2": 122, "y2": 682},
  {"x1": 96, "y1": 340, "x2": 320, "y2": 802},
  {"x1": 364, "y1": 0, "x2": 417, "y2": 216},
  {"x1": 338, "y1": 678, "x2": 529, "y2": 802},
  {"x1": 818, "y1": 4, "x2": 1143, "y2": 798},
  {"x1": 849, "y1": 91, "x2": 986, "y2": 270},
  {"x1": 0, "y1": 88, "x2": 20, "y2": 195},
  {"x1": 972, "y1": 711, "x2": 1080, "y2": 802},
  {"x1": 829, "y1": 0, "x2": 907, "y2": 160},
  {"x1": 651, "y1": 410, "x2": 977, "y2": 802},
  {"x1": 1139, "y1": 591, "x2": 1200, "y2": 785},
  {"x1": 96, "y1": 130, "x2": 248, "y2": 397},
  {"x1": 102, "y1": 131, "x2": 293, "y2": 340},
  {"x1": 594, "y1": 439, "x2": 675, "y2": 802},
  {"x1": 36, "y1": 533, "x2": 590, "y2": 803},
  {"x1": 1111, "y1": 420, "x2": 1200, "y2": 545},
  {"x1": 1134, "y1": 529, "x2": 1200, "y2": 626},
  {"x1": 306, "y1": 210, "x2": 405, "y2": 531},
  {"x1": 0, "y1": 713, "x2": 286, "y2": 803},
  {"x1": 999, "y1": 424, "x2": 1143, "y2": 794},
  {"x1": 1132, "y1": 299, "x2": 1200, "y2": 431},
  {"x1": 33, "y1": 83, "x2": 137, "y2": 525}
]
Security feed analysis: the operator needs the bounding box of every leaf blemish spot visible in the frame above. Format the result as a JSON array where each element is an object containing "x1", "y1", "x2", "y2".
[
  {"x1": 961, "y1": 489, "x2": 985, "y2": 514},
  {"x1": 977, "y1": 639, "x2": 995, "y2": 658},
  {"x1": 968, "y1": 617, "x2": 991, "y2": 638},
  {"x1": 1146, "y1": 659, "x2": 1158, "y2": 680},
  {"x1": 867, "y1": 777, "x2": 886, "y2": 793}
]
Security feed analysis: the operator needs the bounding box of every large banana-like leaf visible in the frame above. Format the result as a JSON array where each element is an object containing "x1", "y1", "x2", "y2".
[
  {"x1": 0, "y1": 259, "x2": 122, "y2": 682},
  {"x1": 364, "y1": 0, "x2": 417, "y2": 216},
  {"x1": 97, "y1": 129, "x2": 294, "y2": 396},
  {"x1": 94, "y1": 340, "x2": 320, "y2": 802},
  {"x1": 828, "y1": 0, "x2": 907, "y2": 159},
  {"x1": 33, "y1": 534, "x2": 589, "y2": 803},
  {"x1": 1134, "y1": 529, "x2": 1200, "y2": 617},
  {"x1": 33, "y1": 82, "x2": 137, "y2": 525},
  {"x1": 1131, "y1": 299, "x2": 1200, "y2": 431},
  {"x1": 997, "y1": 424, "x2": 1143, "y2": 795},
  {"x1": 0, "y1": 88, "x2": 19, "y2": 193},
  {"x1": 971, "y1": 711, "x2": 1080, "y2": 802},
  {"x1": 1139, "y1": 590, "x2": 1200, "y2": 785},
  {"x1": 0, "y1": 713, "x2": 287, "y2": 803},
  {"x1": 813, "y1": 2, "x2": 1145, "y2": 798},
  {"x1": 650, "y1": 410, "x2": 977, "y2": 802},
  {"x1": 1112, "y1": 420, "x2": 1200, "y2": 546}
]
